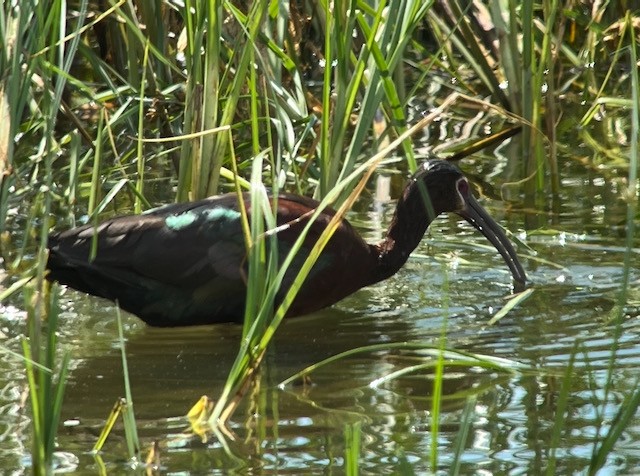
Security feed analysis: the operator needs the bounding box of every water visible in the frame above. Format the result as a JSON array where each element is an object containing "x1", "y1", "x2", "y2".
[
  {"x1": 3, "y1": 158, "x2": 639, "y2": 474},
  {"x1": 1, "y1": 129, "x2": 639, "y2": 473}
]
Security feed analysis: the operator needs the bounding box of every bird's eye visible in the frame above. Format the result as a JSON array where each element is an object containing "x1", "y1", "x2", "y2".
[{"x1": 457, "y1": 178, "x2": 469, "y2": 196}]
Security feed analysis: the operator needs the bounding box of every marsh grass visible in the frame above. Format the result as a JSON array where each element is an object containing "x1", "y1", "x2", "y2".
[
  {"x1": 206, "y1": 111, "x2": 445, "y2": 432},
  {"x1": 430, "y1": 268, "x2": 450, "y2": 470},
  {"x1": 280, "y1": 343, "x2": 529, "y2": 389},
  {"x1": 22, "y1": 286, "x2": 70, "y2": 475},
  {"x1": 344, "y1": 420, "x2": 362, "y2": 476},
  {"x1": 542, "y1": 12, "x2": 640, "y2": 475},
  {"x1": 279, "y1": 341, "x2": 529, "y2": 471},
  {"x1": 587, "y1": 12, "x2": 640, "y2": 474},
  {"x1": 2, "y1": 1, "x2": 85, "y2": 473},
  {"x1": 421, "y1": 0, "x2": 630, "y2": 197},
  {"x1": 1, "y1": 0, "x2": 639, "y2": 473}
]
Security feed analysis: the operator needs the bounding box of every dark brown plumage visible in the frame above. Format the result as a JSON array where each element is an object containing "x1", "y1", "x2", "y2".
[{"x1": 47, "y1": 160, "x2": 526, "y2": 326}]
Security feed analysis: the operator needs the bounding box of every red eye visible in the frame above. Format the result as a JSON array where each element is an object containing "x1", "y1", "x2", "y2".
[{"x1": 457, "y1": 179, "x2": 469, "y2": 196}]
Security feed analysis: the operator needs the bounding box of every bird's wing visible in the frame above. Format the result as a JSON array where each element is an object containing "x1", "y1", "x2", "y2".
[
  {"x1": 48, "y1": 195, "x2": 250, "y2": 325},
  {"x1": 50, "y1": 195, "x2": 247, "y2": 286}
]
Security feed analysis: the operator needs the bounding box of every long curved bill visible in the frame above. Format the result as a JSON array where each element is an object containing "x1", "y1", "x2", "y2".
[{"x1": 457, "y1": 194, "x2": 527, "y2": 285}]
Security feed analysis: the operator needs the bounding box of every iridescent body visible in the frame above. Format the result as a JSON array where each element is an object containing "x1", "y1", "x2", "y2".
[{"x1": 47, "y1": 160, "x2": 526, "y2": 326}]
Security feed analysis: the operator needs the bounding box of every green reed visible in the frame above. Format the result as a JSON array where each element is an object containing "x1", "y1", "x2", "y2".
[
  {"x1": 344, "y1": 421, "x2": 362, "y2": 476},
  {"x1": 318, "y1": 0, "x2": 432, "y2": 193},
  {"x1": 430, "y1": 268, "x2": 449, "y2": 471},
  {"x1": 91, "y1": 307, "x2": 141, "y2": 463},
  {"x1": 2, "y1": 0, "x2": 638, "y2": 473},
  {"x1": 4, "y1": 0, "x2": 87, "y2": 472},
  {"x1": 207, "y1": 122, "x2": 428, "y2": 429},
  {"x1": 419, "y1": 0, "x2": 622, "y2": 196},
  {"x1": 588, "y1": 13, "x2": 640, "y2": 474},
  {"x1": 193, "y1": 0, "x2": 439, "y2": 429},
  {"x1": 540, "y1": 11, "x2": 640, "y2": 473},
  {"x1": 22, "y1": 285, "x2": 70, "y2": 475}
]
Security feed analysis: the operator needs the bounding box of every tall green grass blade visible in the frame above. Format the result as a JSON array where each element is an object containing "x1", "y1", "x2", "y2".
[
  {"x1": 590, "y1": 12, "x2": 639, "y2": 471},
  {"x1": 578, "y1": 29, "x2": 628, "y2": 128},
  {"x1": 22, "y1": 337, "x2": 45, "y2": 470},
  {"x1": 281, "y1": 342, "x2": 527, "y2": 389},
  {"x1": 539, "y1": 0, "x2": 560, "y2": 195},
  {"x1": 176, "y1": 0, "x2": 215, "y2": 200},
  {"x1": 19, "y1": 2, "x2": 86, "y2": 470},
  {"x1": 318, "y1": 0, "x2": 333, "y2": 196},
  {"x1": 351, "y1": 5, "x2": 418, "y2": 173},
  {"x1": 248, "y1": 48, "x2": 260, "y2": 156},
  {"x1": 210, "y1": 113, "x2": 445, "y2": 428},
  {"x1": 323, "y1": 0, "x2": 361, "y2": 192},
  {"x1": 22, "y1": 286, "x2": 70, "y2": 475},
  {"x1": 177, "y1": 0, "x2": 272, "y2": 200},
  {"x1": 116, "y1": 307, "x2": 141, "y2": 461},
  {"x1": 449, "y1": 396, "x2": 476, "y2": 476},
  {"x1": 590, "y1": 381, "x2": 640, "y2": 474},
  {"x1": 243, "y1": 153, "x2": 276, "y2": 337},
  {"x1": 521, "y1": 0, "x2": 538, "y2": 195},
  {"x1": 92, "y1": 178, "x2": 129, "y2": 216},
  {"x1": 578, "y1": 1, "x2": 609, "y2": 94},
  {"x1": 9, "y1": 191, "x2": 44, "y2": 269},
  {"x1": 199, "y1": 0, "x2": 223, "y2": 199},
  {"x1": 430, "y1": 352, "x2": 444, "y2": 470},
  {"x1": 0, "y1": 344, "x2": 52, "y2": 373},
  {"x1": 344, "y1": 421, "x2": 362, "y2": 476},
  {"x1": 430, "y1": 268, "x2": 448, "y2": 471},
  {"x1": 105, "y1": 0, "x2": 180, "y2": 79},
  {"x1": 38, "y1": 296, "x2": 67, "y2": 469},
  {"x1": 315, "y1": 0, "x2": 434, "y2": 195},
  {"x1": 89, "y1": 312, "x2": 141, "y2": 460},
  {"x1": 137, "y1": 0, "x2": 171, "y2": 86},
  {"x1": 134, "y1": 41, "x2": 151, "y2": 214},
  {"x1": 547, "y1": 344, "x2": 577, "y2": 476},
  {"x1": 487, "y1": 288, "x2": 534, "y2": 325},
  {"x1": 489, "y1": 1, "x2": 521, "y2": 107},
  {"x1": 434, "y1": 0, "x2": 509, "y2": 108},
  {"x1": 92, "y1": 399, "x2": 124, "y2": 453},
  {"x1": 88, "y1": 110, "x2": 105, "y2": 217},
  {"x1": 210, "y1": 0, "x2": 269, "y2": 197}
]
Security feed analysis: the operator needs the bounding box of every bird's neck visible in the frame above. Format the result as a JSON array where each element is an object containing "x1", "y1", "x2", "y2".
[{"x1": 371, "y1": 185, "x2": 438, "y2": 283}]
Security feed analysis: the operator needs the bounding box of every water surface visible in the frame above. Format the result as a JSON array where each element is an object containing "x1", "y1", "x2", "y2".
[{"x1": 1, "y1": 122, "x2": 639, "y2": 475}]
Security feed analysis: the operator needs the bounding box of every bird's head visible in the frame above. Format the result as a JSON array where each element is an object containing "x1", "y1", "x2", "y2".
[{"x1": 407, "y1": 159, "x2": 527, "y2": 285}]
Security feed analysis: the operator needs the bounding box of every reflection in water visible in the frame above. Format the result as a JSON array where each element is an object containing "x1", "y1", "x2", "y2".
[{"x1": 1, "y1": 158, "x2": 639, "y2": 473}]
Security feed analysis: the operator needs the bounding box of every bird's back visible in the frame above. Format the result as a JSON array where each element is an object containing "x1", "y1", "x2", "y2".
[
  {"x1": 48, "y1": 195, "x2": 250, "y2": 325},
  {"x1": 47, "y1": 193, "x2": 377, "y2": 326}
]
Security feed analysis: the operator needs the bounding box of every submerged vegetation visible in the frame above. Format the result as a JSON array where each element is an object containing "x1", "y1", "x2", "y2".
[{"x1": 0, "y1": 0, "x2": 638, "y2": 473}]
